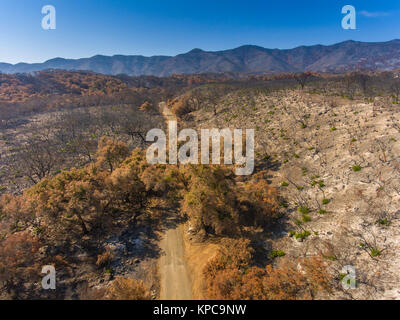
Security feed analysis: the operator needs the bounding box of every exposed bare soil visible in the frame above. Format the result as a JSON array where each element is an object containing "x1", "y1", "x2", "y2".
[{"x1": 183, "y1": 89, "x2": 400, "y2": 299}]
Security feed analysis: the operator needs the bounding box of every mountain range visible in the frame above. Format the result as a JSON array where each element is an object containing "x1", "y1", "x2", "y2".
[{"x1": 1, "y1": 40, "x2": 400, "y2": 76}]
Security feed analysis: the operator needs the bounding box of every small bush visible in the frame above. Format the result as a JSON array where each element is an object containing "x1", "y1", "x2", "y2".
[
  {"x1": 105, "y1": 268, "x2": 114, "y2": 274},
  {"x1": 302, "y1": 214, "x2": 311, "y2": 222},
  {"x1": 279, "y1": 202, "x2": 289, "y2": 208},
  {"x1": 322, "y1": 198, "x2": 330, "y2": 205},
  {"x1": 281, "y1": 181, "x2": 289, "y2": 187},
  {"x1": 312, "y1": 179, "x2": 325, "y2": 188},
  {"x1": 352, "y1": 165, "x2": 362, "y2": 172},
  {"x1": 295, "y1": 231, "x2": 311, "y2": 240},
  {"x1": 269, "y1": 250, "x2": 286, "y2": 258},
  {"x1": 370, "y1": 248, "x2": 381, "y2": 257},
  {"x1": 325, "y1": 255, "x2": 337, "y2": 261},
  {"x1": 96, "y1": 250, "x2": 115, "y2": 268},
  {"x1": 294, "y1": 219, "x2": 303, "y2": 226},
  {"x1": 376, "y1": 218, "x2": 390, "y2": 226},
  {"x1": 297, "y1": 206, "x2": 310, "y2": 214}
]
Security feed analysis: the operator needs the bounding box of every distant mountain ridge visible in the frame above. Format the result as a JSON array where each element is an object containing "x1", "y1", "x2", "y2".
[{"x1": 1, "y1": 40, "x2": 400, "y2": 76}]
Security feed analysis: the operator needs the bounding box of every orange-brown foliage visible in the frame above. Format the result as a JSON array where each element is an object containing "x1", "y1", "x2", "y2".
[
  {"x1": 105, "y1": 277, "x2": 152, "y2": 300},
  {"x1": 95, "y1": 137, "x2": 130, "y2": 172},
  {"x1": 0, "y1": 232, "x2": 42, "y2": 296},
  {"x1": 204, "y1": 239, "x2": 331, "y2": 300}
]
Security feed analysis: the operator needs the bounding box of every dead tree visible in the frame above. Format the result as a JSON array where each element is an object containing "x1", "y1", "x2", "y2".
[{"x1": 293, "y1": 71, "x2": 313, "y2": 90}]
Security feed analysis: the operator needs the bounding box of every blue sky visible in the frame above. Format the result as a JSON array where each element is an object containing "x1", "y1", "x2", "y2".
[{"x1": 0, "y1": 0, "x2": 399, "y2": 64}]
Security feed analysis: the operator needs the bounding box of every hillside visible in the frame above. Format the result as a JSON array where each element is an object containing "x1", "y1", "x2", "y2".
[{"x1": 178, "y1": 84, "x2": 400, "y2": 299}]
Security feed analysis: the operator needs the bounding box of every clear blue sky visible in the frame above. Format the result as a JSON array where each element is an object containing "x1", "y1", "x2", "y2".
[{"x1": 0, "y1": 0, "x2": 399, "y2": 64}]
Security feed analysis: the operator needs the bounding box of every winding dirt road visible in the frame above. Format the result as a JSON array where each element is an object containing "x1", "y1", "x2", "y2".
[{"x1": 158, "y1": 102, "x2": 193, "y2": 300}]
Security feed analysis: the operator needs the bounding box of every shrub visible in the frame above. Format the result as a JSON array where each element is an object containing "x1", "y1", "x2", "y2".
[
  {"x1": 169, "y1": 95, "x2": 192, "y2": 118},
  {"x1": 26, "y1": 147, "x2": 148, "y2": 240},
  {"x1": 96, "y1": 250, "x2": 115, "y2": 268},
  {"x1": 0, "y1": 232, "x2": 42, "y2": 297},
  {"x1": 325, "y1": 255, "x2": 337, "y2": 261},
  {"x1": 238, "y1": 177, "x2": 279, "y2": 229},
  {"x1": 322, "y1": 198, "x2": 330, "y2": 205},
  {"x1": 182, "y1": 165, "x2": 240, "y2": 236},
  {"x1": 294, "y1": 219, "x2": 303, "y2": 226},
  {"x1": 376, "y1": 218, "x2": 390, "y2": 226},
  {"x1": 352, "y1": 165, "x2": 362, "y2": 172},
  {"x1": 105, "y1": 268, "x2": 114, "y2": 274},
  {"x1": 269, "y1": 250, "x2": 286, "y2": 258},
  {"x1": 370, "y1": 248, "x2": 381, "y2": 257},
  {"x1": 312, "y1": 179, "x2": 325, "y2": 188},
  {"x1": 203, "y1": 241, "x2": 331, "y2": 300},
  {"x1": 297, "y1": 206, "x2": 310, "y2": 214},
  {"x1": 95, "y1": 137, "x2": 129, "y2": 172},
  {"x1": 295, "y1": 230, "x2": 311, "y2": 240},
  {"x1": 139, "y1": 101, "x2": 154, "y2": 112}
]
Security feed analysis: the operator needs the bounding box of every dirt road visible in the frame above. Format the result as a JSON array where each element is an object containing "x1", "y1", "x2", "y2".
[
  {"x1": 159, "y1": 226, "x2": 193, "y2": 300},
  {"x1": 159, "y1": 101, "x2": 175, "y2": 122},
  {"x1": 158, "y1": 102, "x2": 193, "y2": 300}
]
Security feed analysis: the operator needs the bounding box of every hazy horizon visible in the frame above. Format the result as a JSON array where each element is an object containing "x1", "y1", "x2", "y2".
[
  {"x1": 1, "y1": 38, "x2": 400, "y2": 66},
  {"x1": 1, "y1": 0, "x2": 399, "y2": 64}
]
